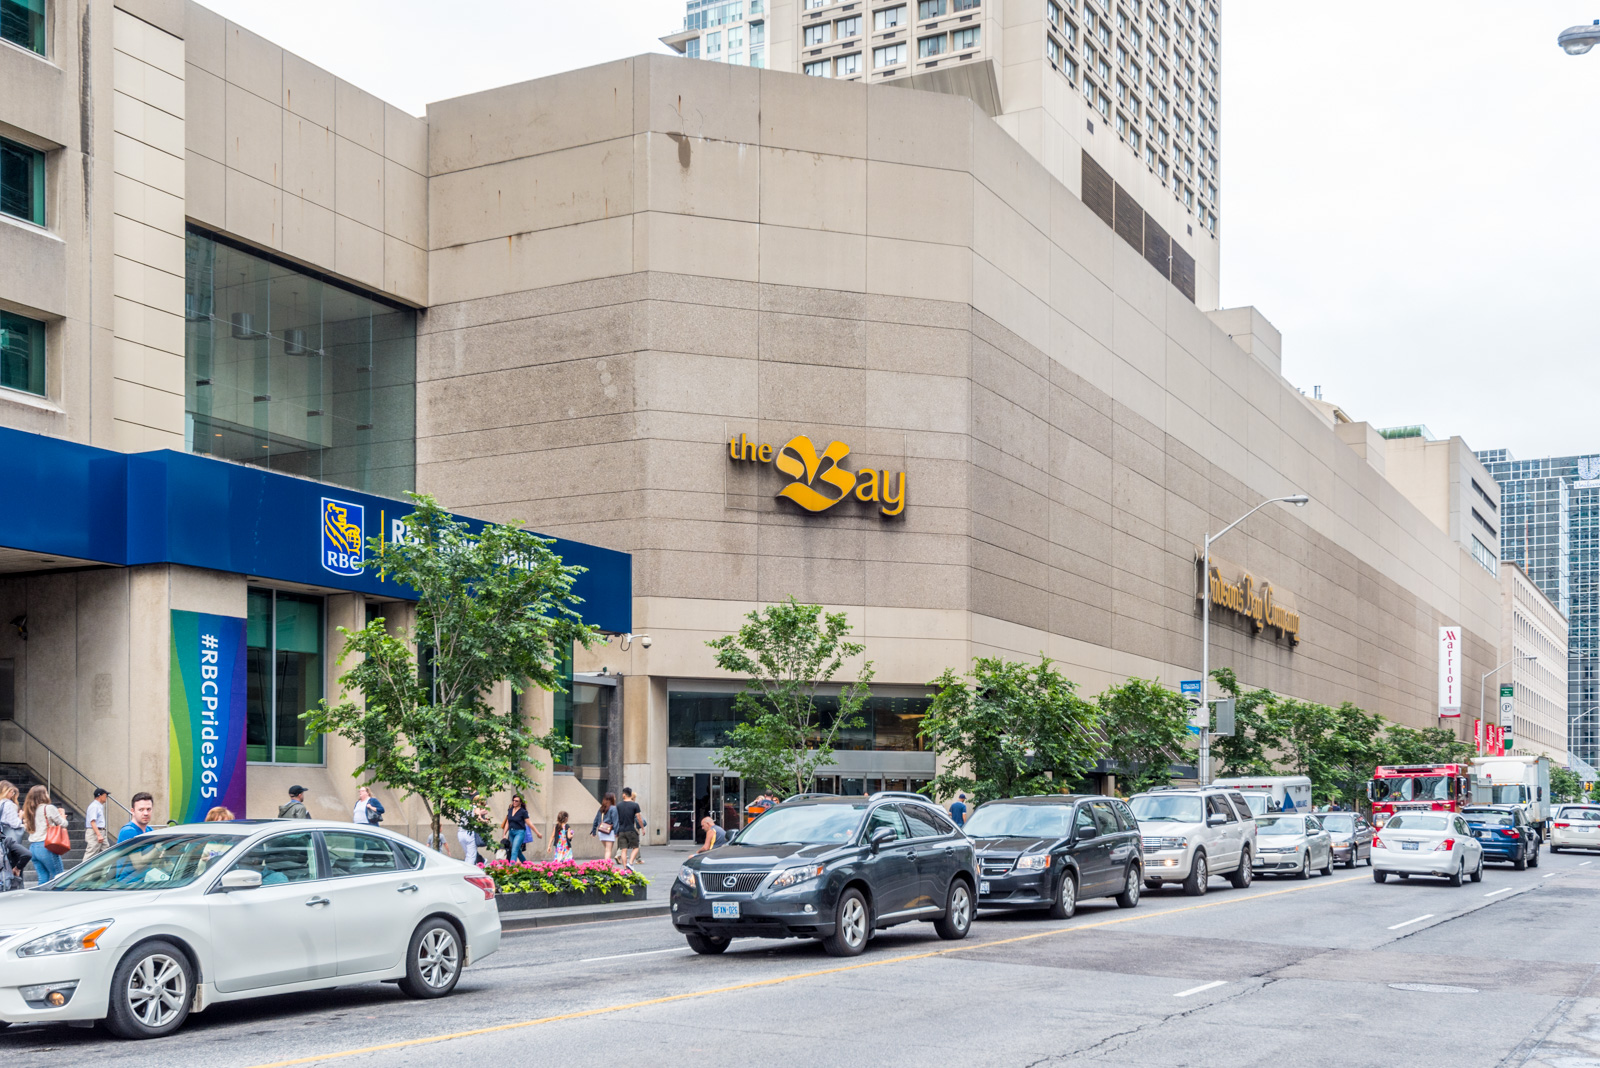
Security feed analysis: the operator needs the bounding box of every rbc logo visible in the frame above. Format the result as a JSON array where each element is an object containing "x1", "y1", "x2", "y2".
[{"x1": 321, "y1": 498, "x2": 365, "y2": 577}]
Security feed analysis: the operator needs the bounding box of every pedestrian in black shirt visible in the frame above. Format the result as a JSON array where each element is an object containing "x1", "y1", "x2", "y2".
[
  {"x1": 613, "y1": 787, "x2": 646, "y2": 869},
  {"x1": 503, "y1": 795, "x2": 541, "y2": 861}
]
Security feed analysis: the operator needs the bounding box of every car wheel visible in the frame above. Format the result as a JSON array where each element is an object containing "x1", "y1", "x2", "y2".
[
  {"x1": 1530, "y1": 844, "x2": 1540, "y2": 869},
  {"x1": 1229, "y1": 850, "x2": 1253, "y2": 889},
  {"x1": 1296, "y1": 853, "x2": 1311, "y2": 880},
  {"x1": 397, "y1": 918, "x2": 464, "y2": 999},
  {"x1": 934, "y1": 880, "x2": 973, "y2": 940},
  {"x1": 686, "y1": 933, "x2": 731, "y2": 955},
  {"x1": 1182, "y1": 851, "x2": 1208, "y2": 896},
  {"x1": 1319, "y1": 849, "x2": 1334, "y2": 878},
  {"x1": 1366, "y1": 847, "x2": 1374, "y2": 868},
  {"x1": 822, "y1": 888, "x2": 871, "y2": 957},
  {"x1": 1116, "y1": 865, "x2": 1142, "y2": 908},
  {"x1": 1373, "y1": 870, "x2": 1387, "y2": 883},
  {"x1": 1048, "y1": 870, "x2": 1078, "y2": 919},
  {"x1": 1470, "y1": 855, "x2": 1483, "y2": 883},
  {"x1": 104, "y1": 940, "x2": 193, "y2": 1040},
  {"x1": 1448, "y1": 858, "x2": 1464, "y2": 887},
  {"x1": 1551, "y1": 845, "x2": 1562, "y2": 854},
  {"x1": 1513, "y1": 844, "x2": 1528, "y2": 872}
]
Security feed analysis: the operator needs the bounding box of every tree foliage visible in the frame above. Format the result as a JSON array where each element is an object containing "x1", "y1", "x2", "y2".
[
  {"x1": 1208, "y1": 668, "x2": 1285, "y2": 776},
  {"x1": 303, "y1": 494, "x2": 593, "y2": 850},
  {"x1": 1095, "y1": 677, "x2": 1193, "y2": 794},
  {"x1": 920, "y1": 656, "x2": 1103, "y2": 803},
  {"x1": 706, "y1": 598, "x2": 874, "y2": 797},
  {"x1": 1550, "y1": 763, "x2": 1586, "y2": 804}
]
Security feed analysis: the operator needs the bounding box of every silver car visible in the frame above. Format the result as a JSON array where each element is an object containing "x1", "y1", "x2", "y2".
[
  {"x1": 1251, "y1": 814, "x2": 1334, "y2": 878},
  {"x1": 1549, "y1": 805, "x2": 1600, "y2": 854}
]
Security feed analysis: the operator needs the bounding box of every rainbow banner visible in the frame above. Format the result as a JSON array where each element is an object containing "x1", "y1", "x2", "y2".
[{"x1": 168, "y1": 610, "x2": 248, "y2": 822}]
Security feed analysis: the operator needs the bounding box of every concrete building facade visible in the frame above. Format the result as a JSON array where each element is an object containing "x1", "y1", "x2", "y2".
[
  {"x1": 3, "y1": 1, "x2": 1502, "y2": 848},
  {"x1": 1499, "y1": 562, "x2": 1568, "y2": 763}
]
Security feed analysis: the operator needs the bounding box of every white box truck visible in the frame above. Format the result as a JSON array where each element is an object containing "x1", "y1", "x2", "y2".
[
  {"x1": 1211, "y1": 775, "x2": 1314, "y2": 818},
  {"x1": 1470, "y1": 755, "x2": 1552, "y2": 839}
]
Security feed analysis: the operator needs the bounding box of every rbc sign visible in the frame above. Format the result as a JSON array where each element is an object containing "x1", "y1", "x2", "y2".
[{"x1": 321, "y1": 498, "x2": 365, "y2": 577}]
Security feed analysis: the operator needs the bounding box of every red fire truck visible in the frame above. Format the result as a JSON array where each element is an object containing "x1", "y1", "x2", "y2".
[{"x1": 1367, "y1": 764, "x2": 1471, "y2": 824}]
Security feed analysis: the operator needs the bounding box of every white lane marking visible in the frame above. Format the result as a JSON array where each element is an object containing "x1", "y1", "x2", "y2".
[
  {"x1": 1173, "y1": 980, "x2": 1227, "y2": 998},
  {"x1": 1484, "y1": 887, "x2": 1515, "y2": 897},
  {"x1": 1388, "y1": 982, "x2": 1478, "y2": 994},
  {"x1": 579, "y1": 947, "x2": 691, "y2": 963},
  {"x1": 1582, "y1": 861, "x2": 1592, "y2": 866},
  {"x1": 1544, "y1": 873, "x2": 1558, "y2": 879},
  {"x1": 1387, "y1": 914, "x2": 1435, "y2": 930}
]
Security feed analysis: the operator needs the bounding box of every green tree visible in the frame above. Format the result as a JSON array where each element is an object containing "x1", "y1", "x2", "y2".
[
  {"x1": 1095, "y1": 677, "x2": 1193, "y2": 794},
  {"x1": 706, "y1": 598, "x2": 874, "y2": 797},
  {"x1": 303, "y1": 494, "x2": 592, "y2": 851},
  {"x1": 1381, "y1": 725, "x2": 1475, "y2": 767},
  {"x1": 920, "y1": 656, "x2": 1103, "y2": 803},
  {"x1": 1550, "y1": 764, "x2": 1585, "y2": 804},
  {"x1": 1207, "y1": 668, "x2": 1285, "y2": 776},
  {"x1": 1284, "y1": 700, "x2": 1388, "y2": 807}
]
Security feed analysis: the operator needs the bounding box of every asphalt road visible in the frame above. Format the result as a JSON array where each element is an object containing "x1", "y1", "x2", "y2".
[{"x1": 6, "y1": 846, "x2": 1600, "y2": 1067}]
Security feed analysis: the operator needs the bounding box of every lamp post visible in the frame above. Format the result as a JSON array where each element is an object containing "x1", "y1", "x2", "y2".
[
  {"x1": 1478, "y1": 655, "x2": 1535, "y2": 752},
  {"x1": 1559, "y1": 20, "x2": 1600, "y2": 54},
  {"x1": 1199, "y1": 493, "x2": 1310, "y2": 784}
]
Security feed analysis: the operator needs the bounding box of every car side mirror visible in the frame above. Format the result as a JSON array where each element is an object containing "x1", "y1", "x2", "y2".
[
  {"x1": 219, "y1": 869, "x2": 262, "y2": 891},
  {"x1": 869, "y1": 827, "x2": 896, "y2": 853},
  {"x1": 1206, "y1": 813, "x2": 1227, "y2": 827},
  {"x1": 1076, "y1": 825, "x2": 1098, "y2": 841}
]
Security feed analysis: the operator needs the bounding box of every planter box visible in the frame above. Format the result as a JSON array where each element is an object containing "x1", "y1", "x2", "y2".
[{"x1": 496, "y1": 885, "x2": 649, "y2": 912}]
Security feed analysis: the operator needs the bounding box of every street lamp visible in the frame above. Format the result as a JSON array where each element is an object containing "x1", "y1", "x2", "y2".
[
  {"x1": 1198, "y1": 493, "x2": 1310, "y2": 784},
  {"x1": 1559, "y1": 20, "x2": 1600, "y2": 55},
  {"x1": 1478, "y1": 655, "x2": 1536, "y2": 748}
]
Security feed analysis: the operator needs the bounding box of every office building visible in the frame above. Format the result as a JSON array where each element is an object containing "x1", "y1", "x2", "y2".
[
  {"x1": 1499, "y1": 562, "x2": 1568, "y2": 763},
  {"x1": 663, "y1": 0, "x2": 1223, "y2": 308}
]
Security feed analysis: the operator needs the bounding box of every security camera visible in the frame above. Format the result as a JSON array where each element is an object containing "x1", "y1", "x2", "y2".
[{"x1": 640, "y1": 634, "x2": 652, "y2": 649}]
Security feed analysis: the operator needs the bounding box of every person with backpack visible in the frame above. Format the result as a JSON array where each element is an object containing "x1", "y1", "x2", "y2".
[
  {"x1": 279, "y1": 785, "x2": 311, "y2": 819},
  {"x1": 0, "y1": 781, "x2": 28, "y2": 890},
  {"x1": 22, "y1": 784, "x2": 69, "y2": 884}
]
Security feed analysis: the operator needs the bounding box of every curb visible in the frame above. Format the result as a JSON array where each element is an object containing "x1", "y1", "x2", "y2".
[{"x1": 500, "y1": 902, "x2": 671, "y2": 931}]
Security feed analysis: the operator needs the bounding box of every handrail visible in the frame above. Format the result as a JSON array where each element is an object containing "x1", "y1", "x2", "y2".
[{"x1": 0, "y1": 720, "x2": 135, "y2": 825}]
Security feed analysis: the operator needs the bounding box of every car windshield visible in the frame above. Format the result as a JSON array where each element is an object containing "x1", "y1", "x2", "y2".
[
  {"x1": 1257, "y1": 816, "x2": 1306, "y2": 836},
  {"x1": 1464, "y1": 811, "x2": 1514, "y2": 827},
  {"x1": 1130, "y1": 794, "x2": 1204, "y2": 824},
  {"x1": 732, "y1": 804, "x2": 866, "y2": 846},
  {"x1": 1559, "y1": 807, "x2": 1600, "y2": 821},
  {"x1": 1241, "y1": 794, "x2": 1269, "y2": 817},
  {"x1": 45, "y1": 833, "x2": 242, "y2": 891},
  {"x1": 964, "y1": 804, "x2": 1075, "y2": 839},
  {"x1": 1383, "y1": 814, "x2": 1448, "y2": 832},
  {"x1": 1321, "y1": 814, "x2": 1355, "y2": 832},
  {"x1": 1371, "y1": 776, "x2": 1450, "y2": 802}
]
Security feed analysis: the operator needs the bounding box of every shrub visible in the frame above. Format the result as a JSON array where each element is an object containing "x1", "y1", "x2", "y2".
[{"x1": 484, "y1": 858, "x2": 649, "y2": 897}]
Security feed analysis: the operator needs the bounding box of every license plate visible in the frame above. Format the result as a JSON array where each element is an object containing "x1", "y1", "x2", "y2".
[
  {"x1": 981, "y1": 881, "x2": 990, "y2": 894},
  {"x1": 712, "y1": 902, "x2": 740, "y2": 920},
  {"x1": 1402, "y1": 841, "x2": 1419, "y2": 851}
]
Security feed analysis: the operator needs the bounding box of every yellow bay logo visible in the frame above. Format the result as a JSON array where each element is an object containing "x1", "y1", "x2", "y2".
[{"x1": 729, "y1": 432, "x2": 906, "y2": 516}]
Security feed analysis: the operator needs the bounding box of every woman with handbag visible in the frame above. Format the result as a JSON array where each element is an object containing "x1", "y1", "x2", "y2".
[
  {"x1": 0, "y1": 781, "x2": 27, "y2": 890},
  {"x1": 22, "y1": 785, "x2": 70, "y2": 884},
  {"x1": 591, "y1": 793, "x2": 618, "y2": 862}
]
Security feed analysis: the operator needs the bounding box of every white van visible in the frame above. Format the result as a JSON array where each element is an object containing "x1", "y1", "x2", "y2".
[{"x1": 1211, "y1": 776, "x2": 1313, "y2": 817}]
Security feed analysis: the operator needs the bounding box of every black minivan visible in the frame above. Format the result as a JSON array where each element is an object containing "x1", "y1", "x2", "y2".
[
  {"x1": 966, "y1": 795, "x2": 1144, "y2": 917},
  {"x1": 670, "y1": 793, "x2": 978, "y2": 957}
]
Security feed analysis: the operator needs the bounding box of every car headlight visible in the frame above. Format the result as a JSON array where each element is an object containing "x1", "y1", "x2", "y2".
[
  {"x1": 677, "y1": 866, "x2": 698, "y2": 890},
  {"x1": 1015, "y1": 854, "x2": 1051, "y2": 870},
  {"x1": 769, "y1": 864, "x2": 825, "y2": 890},
  {"x1": 15, "y1": 920, "x2": 113, "y2": 958}
]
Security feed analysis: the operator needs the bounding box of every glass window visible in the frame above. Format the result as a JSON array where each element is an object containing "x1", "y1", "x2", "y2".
[
  {"x1": 804, "y1": 22, "x2": 828, "y2": 45},
  {"x1": 965, "y1": 803, "x2": 1074, "y2": 839},
  {"x1": 750, "y1": 48, "x2": 765, "y2": 67},
  {"x1": 736, "y1": 803, "x2": 867, "y2": 845},
  {"x1": 804, "y1": 59, "x2": 830, "y2": 76},
  {"x1": 1090, "y1": 802, "x2": 1121, "y2": 835},
  {"x1": 837, "y1": 51, "x2": 861, "y2": 75},
  {"x1": 902, "y1": 804, "x2": 945, "y2": 838},
  {"x1": 571, "y1": 681, "x2": 609, "y2": 797},
  {"x1": 1227, "y1": 793, "x2": 1253, "y2": 821},
  {"x1": 685, "y1": 37, "x2": 701, "y2": 58},
  {"x1": 864, "y1": 804, "x2": 910, "y2": 841},
  {"x1": 875, "y1": 5, "x2": 906, "y2": 29},
  {"x1": 397, "y1": 842, "x2": 423, "y2": 869},
  {"x1": 50, "y1": 833, "x2": 242, "y2": 892},
  {"x1": 951, "y1": 26, "x2": 978, "y2": 49},
  {"x1": 1112, "y1": 800, "x2": 1137, "y2": 829},
  {"x1": 323, "y1": 830, "x2": 400, "y2": 876},
  {"x1": 874, "y1": 42, "x2": 907, "y2": 67},
  {"x1": 836, "y1": 15, "x2": 861, "y2": 37},
  {"x1": 952, "y1": 0, "x2": 979, "y2": 9},
  {"x1": 0, "y1": 136, "x2": 45, "y2": 226},
  {"x1": 706, "y1": 29, "x2": 722, "y2": 52},
  {"x1": 918, "y1": 33, "x2": 946, "y2": 57},
  {"x1": 918, "y1": 0, "x2": 944, "y2": 18},
  {"x1": 668, "y1": 690, "x2": 930, "y2": 751},
  {"x1": 0, "y1": 0, "x2": 46, "y2": 54},
  {"x1": 231, "y1": 832, "x2": 321, "y2": 883},
  {"x1": 246, "y1": 587, "x2": 325, "y2": 765},
  {"x1": 0, "y1": 309, "x2": 46, "y2": 396},
  {"x1": 1206, "y1": 795, "x2": 1236, "y2": 821},
  {"x1": 183, "y1": 229, "x2": 416, "y2": 497},
  {"x1": 1074, "y1": 805, "x2": 1097, "y2": 835}
]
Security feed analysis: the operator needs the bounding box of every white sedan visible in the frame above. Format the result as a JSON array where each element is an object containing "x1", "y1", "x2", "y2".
[
  {"x1": 1549, "y1": 804, "x2": 1600, "y2": 853},
  {"x1": 1371, "y1": 812, "x2": 1484, "y2": 886},
  {"x1": 0, "y1": 820, "x2": 500, "y2": 1039}
]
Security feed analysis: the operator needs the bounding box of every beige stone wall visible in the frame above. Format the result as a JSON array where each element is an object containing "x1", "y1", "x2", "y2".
[
  {"x1": 181, "y1": 0, "x2": 427, "y2": 306},
  {"x1": 414, "y1": 55, "x2": 1502, "y2": 803},
  {"x1": 1500, "y1": 562, "x2": 1568, "y2": 763}
]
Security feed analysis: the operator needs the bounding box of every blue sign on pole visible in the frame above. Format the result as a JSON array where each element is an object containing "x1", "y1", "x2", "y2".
[{"x1": 1181, "y1": 679, "x2": 1203, "y2": 735}]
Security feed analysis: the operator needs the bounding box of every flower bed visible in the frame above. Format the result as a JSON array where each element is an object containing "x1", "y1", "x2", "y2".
[{"x1": 485, "y1": 859, "x2": 649, "y2": 912}]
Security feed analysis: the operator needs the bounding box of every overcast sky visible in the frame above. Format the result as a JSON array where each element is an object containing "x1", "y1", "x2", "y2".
[{"x1": 199, "y1": 0, "x2": 1599, "y2": 460}]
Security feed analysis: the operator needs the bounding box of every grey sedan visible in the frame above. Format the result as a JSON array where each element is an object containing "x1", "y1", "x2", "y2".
[
  {"x1": 1251, "y1": 814, "x2": 1334, "y2": 878},
  {"x1": 1320, "y1": 812, "x2": 1374, "y2": 867}
]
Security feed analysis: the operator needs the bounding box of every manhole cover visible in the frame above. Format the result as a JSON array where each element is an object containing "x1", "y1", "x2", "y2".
[{"x1": 1388, "y1": 983, "x2": 1479, "y2": 994}]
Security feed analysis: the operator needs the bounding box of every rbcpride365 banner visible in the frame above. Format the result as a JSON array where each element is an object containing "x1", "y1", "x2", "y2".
[{"x1": 169, "y1": 611, "x2": 247, "y2": 822}]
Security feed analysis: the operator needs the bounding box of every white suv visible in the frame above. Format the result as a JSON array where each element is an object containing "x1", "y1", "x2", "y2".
[{"x1": 1129, "y1": 787, "x2": 1258, "y2": 896}]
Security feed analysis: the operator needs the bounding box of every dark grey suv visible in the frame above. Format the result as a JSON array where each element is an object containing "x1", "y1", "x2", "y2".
[
  {"x1": 670, "y1": 793, "x2": 978, "y2": 957},
  {"x1": 967, "y1": 795, "x2": 1144, "y2": 917}
]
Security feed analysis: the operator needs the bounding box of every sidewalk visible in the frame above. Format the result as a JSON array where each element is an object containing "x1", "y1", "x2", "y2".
[{"x1": 498, "y1": 841, "x2": 697, "y2": 932}]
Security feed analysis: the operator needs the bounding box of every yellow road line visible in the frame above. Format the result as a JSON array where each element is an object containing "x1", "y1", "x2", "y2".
[{"x1": 244, "y1": 875, "x2": 1363, "y2": 1068}]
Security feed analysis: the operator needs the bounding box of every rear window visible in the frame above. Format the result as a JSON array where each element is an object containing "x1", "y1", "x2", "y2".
[
  {"x1": 1465, "y1": 811, "x2": 1514, "y2": 827},
  {"x1": 1384, "y1": 814, "x2": 1448, "y2": 832},
  {"x1": 1559, "y1": 807, "x2": 1600, "y2": 821}
]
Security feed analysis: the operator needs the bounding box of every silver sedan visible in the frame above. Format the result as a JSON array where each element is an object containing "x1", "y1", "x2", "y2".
[{"x1": 1251, "y1": 814, "x2": 1334, "y2": 878}]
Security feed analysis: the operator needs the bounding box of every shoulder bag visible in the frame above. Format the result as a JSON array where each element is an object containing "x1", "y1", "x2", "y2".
[{"x1": 44, "y1": 806, "x2": 71, "y2": 856}]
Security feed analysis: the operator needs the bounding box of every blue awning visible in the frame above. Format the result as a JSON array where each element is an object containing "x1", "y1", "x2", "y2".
[{"x1": 0, "y1": 425, "x2": 631, "y2": 633}]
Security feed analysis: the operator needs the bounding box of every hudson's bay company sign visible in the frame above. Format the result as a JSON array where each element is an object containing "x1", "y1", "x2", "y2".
[{"x1": 1197, "y1": 553, "x2": 1302, "y2": 643}]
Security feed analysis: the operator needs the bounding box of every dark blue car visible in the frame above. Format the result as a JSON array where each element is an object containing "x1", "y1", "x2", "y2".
[{"x1": 1462, "y1": 806, "x2": 1540, "y2": 869}]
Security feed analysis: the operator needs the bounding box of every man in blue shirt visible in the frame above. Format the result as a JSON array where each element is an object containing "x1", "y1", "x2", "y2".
[
  {"x1": 117, "y1": 792, "x2": 154, "y2": 842},
  {"x1": 949, "y1": 793, "x2": 969, "y2": 828}
]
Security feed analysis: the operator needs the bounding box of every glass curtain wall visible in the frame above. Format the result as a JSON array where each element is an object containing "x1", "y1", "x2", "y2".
[
  {"x1": 246, "y1": 587, "x2": 325, "y2": 764},
  {"x1": 184, "y1": 228, "x2": 415, "y2": 497}
]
